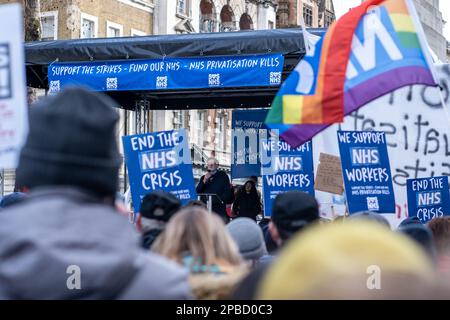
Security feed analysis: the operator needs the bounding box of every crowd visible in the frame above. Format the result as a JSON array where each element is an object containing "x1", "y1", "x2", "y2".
[{"x1": 0, "y1": 88, "x2": 450, "y2": 299}]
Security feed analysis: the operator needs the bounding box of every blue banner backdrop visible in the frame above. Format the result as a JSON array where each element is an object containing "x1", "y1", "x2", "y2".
[{"x1": 48, "y1": 54, "x2": 284, "y2": 93}]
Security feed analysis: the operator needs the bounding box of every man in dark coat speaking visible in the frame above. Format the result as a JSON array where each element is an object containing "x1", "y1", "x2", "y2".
[{"x1": 196, "y1": 157, "x2": 231, "y2": 223}]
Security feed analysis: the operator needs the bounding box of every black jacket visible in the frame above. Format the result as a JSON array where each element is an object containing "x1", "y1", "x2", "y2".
[
  {"x1": 232, "y1": 194, "x2": 261, "y2": 221},
  {"x1": 141, "y1": 229, "x2": 163, "y2": 250},
  {"x1": 196, "y1": 170, "x2": 231, "y2": 219}
]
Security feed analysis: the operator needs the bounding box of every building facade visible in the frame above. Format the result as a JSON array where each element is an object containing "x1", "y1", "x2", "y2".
[
  {"x1": 277, "y1": 0, "x2": 335, "y2": 29},
  {"x1": 152, "y1": 0, "x2": 279, "y2": 181},
  {"x1": 0, "y1": 0, "x2": 154, "y2": 39},
  {"x1": 0, "y1": 0, "x2": 155, "y2": 193},
  {"x1": 447, "y1": 41, "x2": 450, "y2": 63},
  {"x1": 413, "y1": 0, "x2": 446, "y2": 62},
  {"x1": 155, "y1": 0, "x2": 277, "y2": 35}
]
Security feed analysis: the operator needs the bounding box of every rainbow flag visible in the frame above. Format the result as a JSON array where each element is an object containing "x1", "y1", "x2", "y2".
[{"x1": 266, "y1": 0, "x2": 438, "y2": 147}]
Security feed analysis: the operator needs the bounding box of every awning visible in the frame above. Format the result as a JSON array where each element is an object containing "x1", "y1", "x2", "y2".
[{"x1": 25, "y1": 28, "x2": 327, "y2": 110}]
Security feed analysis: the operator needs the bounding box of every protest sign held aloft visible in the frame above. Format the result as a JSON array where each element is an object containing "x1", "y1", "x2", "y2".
[
  {"x1": 314, "y1": 153, "x2": 344, "y2": 195},
  {"x1": 262, "y1": 138, "x2": 314, "y2": 217},
  {"x1": 122, "y1": 129, "x2": 197, "y2": 212},
  {"x1": 231, "y1": 109, "x2": 269, "y2": 179},
  {"x1": 337, "y1": 131, "x2": 395, "y2": 214},
  {"x1": 407, "y1": 176, "x2": 450, "y2": 224}
]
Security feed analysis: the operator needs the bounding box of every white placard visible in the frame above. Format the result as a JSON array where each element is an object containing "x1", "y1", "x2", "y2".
[
  {"x1": 0, "y1": 4, "x2": 28, "y2": 169},
  {"x1": 313, "y1": 64, "x2": 450, "y2": 228}
]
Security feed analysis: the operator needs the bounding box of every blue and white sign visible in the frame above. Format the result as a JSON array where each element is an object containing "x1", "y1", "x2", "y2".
[
  {"x1": 122, "y1": 129, "x2": 197, "y2": 213},
  {"x1": 337, "y1": 131, "x2": 395, "y2": 214},
  {"x1": 48, "y1": 54, "x2": 284, "y2": 93},
  {"x1": 231, "y1": 109, "x2": 269, "y2": 179},
  {"x1": 407, "y1": 176, "x2": 450, "y2": 224},
  {"x1": 261, "y1": 139, "x2": 314, "y2": 217}
]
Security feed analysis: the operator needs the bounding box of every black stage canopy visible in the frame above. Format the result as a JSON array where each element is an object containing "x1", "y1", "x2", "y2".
[{"x1": 25, "y1": 28, "x2": 326, "y2": 110}]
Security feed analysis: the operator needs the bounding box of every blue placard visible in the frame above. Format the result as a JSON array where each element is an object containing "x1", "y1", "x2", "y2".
[
  {"x1": 48, "y1": 54, "x2": 284, "y2": 93},
  {"x1": 122, "y1": 129, "x2": 197, "y2": 213},
  {"x1": 231, "y1": 109, "x2": 269, "y2": 179},
  {"x1": 337, "y1": 131, "x2": 395, "y2": 214},
  {"x1": 261, "y1": 139, "x2": 314, "y2": 217},
  {"x1": 407, "y1": 176, "x2": 450, "y2": 223}
]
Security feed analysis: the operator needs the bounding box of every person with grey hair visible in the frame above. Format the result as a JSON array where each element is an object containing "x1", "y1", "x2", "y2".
[{"x1": 196, "y1": 157, "x2": 232, "y2": 223}]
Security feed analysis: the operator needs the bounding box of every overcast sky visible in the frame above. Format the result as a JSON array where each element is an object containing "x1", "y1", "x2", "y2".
[{"x1": 333, "y1": 0, "x2": 450, "y2": 41}]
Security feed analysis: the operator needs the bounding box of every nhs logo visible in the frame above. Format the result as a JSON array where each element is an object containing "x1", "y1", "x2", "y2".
[
  {"x1": 351, "y1": 147, "x2": 380, "y2": 166},
  {"x1": 274, "y1": 156, "x2": 303, "y2": 172},
  {"x1": 417, "y1": 191, "x2": 442, "y2": 207}
]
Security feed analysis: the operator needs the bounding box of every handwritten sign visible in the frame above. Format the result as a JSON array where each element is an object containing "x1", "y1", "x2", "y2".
[
  {"x1": 312, "y1": 64, "x2": 450, "y2": 225},
  {"x1": 315, "y1": 153, "x2": 344, "y2": 195}
]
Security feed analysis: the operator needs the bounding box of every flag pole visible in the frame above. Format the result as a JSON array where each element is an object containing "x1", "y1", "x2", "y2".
[{"x1": 299, "y1": 15, "x2": 310, "y2": 55}]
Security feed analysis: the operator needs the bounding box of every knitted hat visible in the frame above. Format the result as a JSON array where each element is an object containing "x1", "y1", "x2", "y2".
[
  {"x1": 16, "y1": 87, "x2": 121, "y2": 198},
  {"x1": 226, "y1": 217, "x2": 267, "y2": 260}
]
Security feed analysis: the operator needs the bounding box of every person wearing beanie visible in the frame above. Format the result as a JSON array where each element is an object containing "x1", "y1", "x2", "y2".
[
  {"x1": 0, "y1": 88, "x2": 191, "y2": 300},
  {"x1": 259, "y1": 221, "x2": 434, "y2": 299},
  {"x1": 226, "y1": 218, "x2": 268, "y2": 265},
  {"x1": 269, "y1": 191, "x2": 320, "y2": 248},
  {"x1": 348, "y1": 211, "x2": 391, "y2": 229},
  {"x1": 231, "y1": 191, "x2": 319, "y2": 300},
  {"x1": 137, "y1": 191, "x2": 181, "y2": 249}
]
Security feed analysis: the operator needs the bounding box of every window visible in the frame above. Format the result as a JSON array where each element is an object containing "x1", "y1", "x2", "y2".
[
  {"x1": 200, "y1": 19, "x2": 216, "y2": 33},
  {"x1": 303, "y1": 4, "x2": 313, "y2": 27},
  {"x1": 239, "y1": 13, "x2": 253, "y2": 30},
  {"x1": 131, "y1": 28, "x2": 146, "y2": 36},
  {"x1": 174, "y1": 111, "x2": 185, "y2": 129},
  {"x1": 177, "y1": 0, "x2": 190, "y2": 16},
  {"x1": 220, "y1": 5, "x2": 236, "y2": 32},
  {"x1": 197, "y1": 112, "x2": 205, "y2": 147},
  {"x1": 216, "y1": 115, "x2": 226, "y2": 150},
  {"x1": 200, "y1": 0, "x2": 216, "y2": 33},
  {"x1": 40, "y1": 11, "x2": 58, "y2": 41},
  {"x1": 324, "y1": 11, "x2": 334, "y2": 27},
  {"x1": 80, "y1": 13, "x2": 98, "y2": 39},
  {"x1": 268, "y1": 20, "x2": 274, "y2": 29},
  {"x1": 107, "y1": 21, "x2": 123, "y2": 38}
]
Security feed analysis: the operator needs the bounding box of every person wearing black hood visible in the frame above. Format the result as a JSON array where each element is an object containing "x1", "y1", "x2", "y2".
[
  {"x1": 137, "y1": 191, "x2": 181, "y2": 249},
  {"x1": 0, "y1": 88, "x2": 191, "y2": 300},
  {"x1": 231, "y1": 180, "x2": 261, "y2": 221}
]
